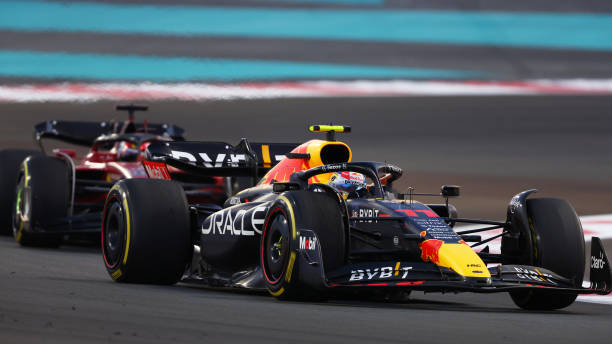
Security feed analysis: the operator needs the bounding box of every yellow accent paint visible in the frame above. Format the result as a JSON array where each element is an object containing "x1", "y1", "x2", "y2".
[
  {"x1": 111, "y1": 269, "x2": 123, "y2": 280},
  {"x1": 309, "y1": 125, "x2": 348, "y2": 133},
  {"x1": 436, "y1": 243, "x2": 491, "y2": 278},
  {"x1": 269, "y1": 287, "x2": 285, "y2": 297},
  {"x1": 285, "y1": 252, "x2": 296, "y2": 283},
  {"x1": 261, "y1": 144, "x2": 271, "y2": 168},
  {"x1": 122, "y1": 196, "x2": 131, "y2": 265},
  {"x1": 278, "y1": 196, "x2": 296, "y2": 240},
  {"x1": 394, "y1": 261, "x2": 400, "y2": 276}
]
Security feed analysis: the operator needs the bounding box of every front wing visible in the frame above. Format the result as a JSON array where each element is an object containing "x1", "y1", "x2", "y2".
[{"x1": 295, "y1": 230, "x2": 611, "y2": 296}]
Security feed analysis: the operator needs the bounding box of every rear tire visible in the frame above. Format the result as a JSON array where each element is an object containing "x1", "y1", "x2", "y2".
[
  {"x1": 509, "y1": 198, "x2": 584, "y2": 310},
  {"x1": 261, "y1": 191, "x2": 346, "y2": 300},
  {"x1": 102, "y1": 179, "x2": 191, "y2": 284},
  {"x1": 0, "y1": 149, "x2": 41, "y2": 235},
  {"x1": 13, "y1": 155, "x2": 68, "y2": 247}
]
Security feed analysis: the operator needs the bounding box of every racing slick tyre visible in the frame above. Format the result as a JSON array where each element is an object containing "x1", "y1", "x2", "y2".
[
  {"x1": 509, "y1": 198, "x2": 585, "y2": 310},
  {"x1": 102, "y1": 179, "x2": 191, "y2": 284},
  {"x1": 261, "y1": 190, "x2": 346, "y2": 300},
  {"x1": 0, "y1": 149, "x2": 41, "y2": 235},
  {"x1": 12, "y1": 155, "x2": 68, "y2": 247}
]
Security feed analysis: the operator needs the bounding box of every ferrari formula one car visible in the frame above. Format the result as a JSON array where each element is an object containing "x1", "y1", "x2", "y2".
[
  {"x1": 102, "y1": 125, "x2": 612, "y2": 310},
  {"x1": 1, "y1": 105, "x2": 237, "y2": 247}
]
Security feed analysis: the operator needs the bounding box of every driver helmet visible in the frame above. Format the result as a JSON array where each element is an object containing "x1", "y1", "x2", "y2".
[
  {"x1": 328, "y1": 171, "x2": 366, "y2": 196},
  {"x1": 117, "y1": 141, "x2": 139, "y2": 161}
]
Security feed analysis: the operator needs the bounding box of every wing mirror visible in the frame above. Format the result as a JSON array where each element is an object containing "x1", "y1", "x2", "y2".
[{"x1": 441, "y1": 185, "x2": 460, "y2": 197}]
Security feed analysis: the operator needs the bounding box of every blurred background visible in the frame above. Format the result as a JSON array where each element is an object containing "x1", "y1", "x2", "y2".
[{"x1": 1, "y1": 0, "x2": 611, "y2": 218}]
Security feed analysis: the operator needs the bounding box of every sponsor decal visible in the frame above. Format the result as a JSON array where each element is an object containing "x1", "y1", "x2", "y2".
[
  {"x1": 358, "y1": 208, "x2": 380, "y2": 217},
  {"x1": 299, "y1": 236, "x2": 317, "y2": 251},
  {"x1": 202, "y1": 205, "x2": 267, "y2": 236},
  {"x1": 591, "y1": 252, "x2": 607, "y2": 269},
  {"x1": 169, "y1": 150, "x2": 285, "y2": 168},
  {"x1": 349, "y1": 264, "x2": 413, "y2": 281},
  {"x1": 513, "y1": 267, "x2": 556, "y2": 284},
  {"x1": 95, "y1": 153, "x2": 117, "y2": 162},
  {"x1": 321, "y1": 163, "x2": 346, "y2": 171},
  {"x1": 142, "y1": 161, "x2": 170, "y2": 180},
  {"x1": 351, "y1": 208, "x2": 388, "y2": 223},
  {"x1": 419, "y1": 239, "x2": 444, "y2": 264},
  {"x1": 199, "y1": 153, "x2": 246, "y2": 168},
  {"x1": 228, "y1": 197, "x2": 241, "y2": 205}
]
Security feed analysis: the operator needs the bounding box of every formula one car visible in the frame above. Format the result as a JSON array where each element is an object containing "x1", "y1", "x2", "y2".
[
  {"x1": 102, "y1": 125, "x2": 612, "y2": 310},
  {"x1": 2, "y1": 105, "x2": 244, "y2": 247}
]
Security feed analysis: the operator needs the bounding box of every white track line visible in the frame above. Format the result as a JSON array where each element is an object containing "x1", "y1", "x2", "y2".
[{"x1": 2, "y1": 79, "x2": 612, "y2": 102}]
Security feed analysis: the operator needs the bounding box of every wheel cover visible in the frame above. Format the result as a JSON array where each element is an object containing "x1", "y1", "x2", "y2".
[
  {"x1": 102, "y1": 198, "x2": 125, "y2": 269},
  {"x1": 263, "y1": 210, "x2": 290, "y2": 283}
]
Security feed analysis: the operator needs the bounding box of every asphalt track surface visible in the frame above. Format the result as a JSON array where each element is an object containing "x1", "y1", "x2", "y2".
[{"x1": 2, "y1": 236, "x2": 612, "y2": 344}]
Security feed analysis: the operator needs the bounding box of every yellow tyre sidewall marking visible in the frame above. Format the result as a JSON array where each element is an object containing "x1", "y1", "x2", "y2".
[
  {"x1": 122, "y1": 195, "x2": 131, "y2": 265},
  {"x1": 269, "y1": 287, "x2": 285, "y2": 297},
  {"x1": 111, "y1": 269, "x2": 123, "y2": 280},
  {"x1": 23, "y1": 161, "x2": 30, "y2": 187},
  {"x1": 285, "y1": 252, "x2": 296, "y2": 283},
  {"x1": 270, "y1": 196, "x2": 297, "y2": 293},
  {"x1": 110, "y1": 183, "x2": 121, "y2": 193},
  {"x1": 16, "y1": 161, "x2": 30, "y2": 242},
  {"x1": 277, "y1": 196, "x2": 296, "y2": 240}
]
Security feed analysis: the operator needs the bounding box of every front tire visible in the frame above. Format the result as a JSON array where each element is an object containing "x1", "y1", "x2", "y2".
[
  {"x1": 102, "y1": 179, "x2": 191, "y2": 284},
  {"x1": 261, "y1": 191, "x2": 346, "y2": 300},
  {"x1": 509, "y1": 198, "x2": 585, "y2": 310},
  {"x1": 0, "y1": 149, "x2": 41, "y2": 235},
  {"x1": 13, "y1": 156, "x2": 68, "y2": 247}
]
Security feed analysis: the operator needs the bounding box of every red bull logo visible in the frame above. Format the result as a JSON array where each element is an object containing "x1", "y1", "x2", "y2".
[{"x1": 419, "y1": 239, "x2": 444, "y2": 264}]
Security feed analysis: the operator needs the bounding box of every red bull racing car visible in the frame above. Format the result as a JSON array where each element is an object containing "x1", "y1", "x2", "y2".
[
  {"x1": 101, "y1": 125, "x2": 612, "y2": 310},
  {"x1": 0, "y1": 105, "x2": 232, "y2": 247}
]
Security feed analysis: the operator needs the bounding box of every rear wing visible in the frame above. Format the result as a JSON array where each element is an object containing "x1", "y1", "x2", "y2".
[
  {"x1": 34, "y1": 120, "x2": 185, "y2": 148},
  {"x1": 144, "y1": 139, "x2": 299, "y2": 179},
  {"x1": 34, "y1": 120, "x2": 114, "y2": 146}
]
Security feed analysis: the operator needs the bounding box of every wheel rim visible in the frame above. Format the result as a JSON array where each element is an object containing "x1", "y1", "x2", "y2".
[
  {"x1": 263, "y1": 210, "x2": 290, "y2": 283},
  {"x1": 102, "y1": 198, "x2": 125, "y2": 269}
]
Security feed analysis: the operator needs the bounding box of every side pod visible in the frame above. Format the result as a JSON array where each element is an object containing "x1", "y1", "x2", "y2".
[{"x1": 590, "y1": 237, "x2": 612, "y2": 292}]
